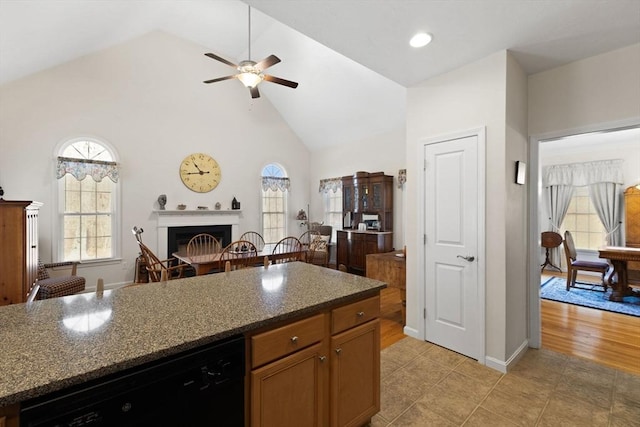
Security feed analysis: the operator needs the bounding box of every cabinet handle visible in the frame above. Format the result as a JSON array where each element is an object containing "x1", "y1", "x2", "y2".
[
  {"x1": 335, "y1": 348, "x2": 342, "y2": 355},
  {"x1": 290, "y1": 336, "x2": 298, "y2": 343},
  {"x1": 357, "y1": 311, "x2": 365, "y2": 317},
  {"x1": 319, "y1": 356, "x2": 327, "y2": 362}
]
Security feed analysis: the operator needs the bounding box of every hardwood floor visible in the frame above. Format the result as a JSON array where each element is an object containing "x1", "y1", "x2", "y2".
[
  {"x1": 379, "y1": 287, "x2": 406, "y2": 349},
  {"x1": 379, "y1": 277, "x2": 640, "y2": 375}
]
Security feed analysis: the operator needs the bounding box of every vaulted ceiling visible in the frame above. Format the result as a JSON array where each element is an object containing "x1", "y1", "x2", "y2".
[{"x1": 1, "y1": 0, "x2": 638, "y2": 150}]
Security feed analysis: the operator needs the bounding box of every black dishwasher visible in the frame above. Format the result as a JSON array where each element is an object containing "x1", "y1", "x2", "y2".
[{"x1": 20, "y1": 335, "x2": 245, "y2": 427}]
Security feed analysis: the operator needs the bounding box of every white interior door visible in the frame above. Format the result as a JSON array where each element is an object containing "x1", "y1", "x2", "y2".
[{"x1": 424, "y1": 134, "x2": 482, "y2": 360}]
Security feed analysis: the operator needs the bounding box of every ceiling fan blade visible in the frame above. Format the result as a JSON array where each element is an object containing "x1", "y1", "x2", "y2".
[
  {"x1": 203, "y1": 75, "x2": 237, "y2": 84},
  {"x1": 250, "y1": 86, "x2": 261, "y2": 99},
  {"x1": 255, "y1": 55, "x2": 281, "y2": 71},
  {"x1": 263, "y1": 74, "x2": 299, "y2": 89},
  {"x1": 204, "y1": 53, "x2": 238, "y2": 68}
]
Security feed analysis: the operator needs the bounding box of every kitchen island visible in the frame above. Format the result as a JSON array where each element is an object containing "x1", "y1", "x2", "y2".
[{"x1": 0, "y1": 262, "x2": 385, "y2": 426}]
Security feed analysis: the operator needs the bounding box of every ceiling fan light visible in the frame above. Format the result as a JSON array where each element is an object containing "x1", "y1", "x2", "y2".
[
  {"x1": 410, "y1": 32, "x2": 432, "y2": 48},
  {"x1": 238, "y1": 72, "x2": 263, "y2": 88}
]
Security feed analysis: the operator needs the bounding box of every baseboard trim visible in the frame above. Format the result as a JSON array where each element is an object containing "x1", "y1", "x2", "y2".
[
  {"x1": 485, "y1": 339, "x2": 529, "y2": 373},
  {"x1": 403, "y1": 325, "x2": 420, "y2": 339}
]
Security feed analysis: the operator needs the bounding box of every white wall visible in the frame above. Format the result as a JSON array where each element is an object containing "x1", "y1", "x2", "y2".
[
  {"x1": 308, "y1": 127, "x2": 406, "y2": 250},
  {"x1": 529, "y1": 44, "x2": 640, "y2": 136},
  {"x1": 407, "y1": 51, "x2": 529, "y2": 365},
  {"x1": 530, "y1": 44, "x2": 640, "y2": 263},
  {"x1": 504, "y1": 54, "x2": 529, "y2": 360},
  {"x1": 0, "y1": 31, "x2": 310, "y2": 288}
]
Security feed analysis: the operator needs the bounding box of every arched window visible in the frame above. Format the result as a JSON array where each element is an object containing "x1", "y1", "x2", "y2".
[
  {"x1": 56, "y1": 138, "x2": 120, "y2": 262},
  {"x1": 261, "y1": 163, "x2": 289, "y2": 243}
]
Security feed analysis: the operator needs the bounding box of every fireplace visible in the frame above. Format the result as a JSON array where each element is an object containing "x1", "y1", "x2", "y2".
[
  {"x1": 154, "y1": 209, "x2": 241, "y2": 259},
  {"x1": 167, "y1": 225, "x2": 232, "y2": 257}
]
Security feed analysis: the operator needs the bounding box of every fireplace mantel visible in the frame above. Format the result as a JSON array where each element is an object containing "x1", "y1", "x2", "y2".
[{"x1": 154, "y1": 210, "x2": 241, "y2": 258}]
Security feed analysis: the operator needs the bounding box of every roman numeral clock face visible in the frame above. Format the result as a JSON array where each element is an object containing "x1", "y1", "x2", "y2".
[{"x1": 179, "y1": 153, "x2": 221, "y2": 193}]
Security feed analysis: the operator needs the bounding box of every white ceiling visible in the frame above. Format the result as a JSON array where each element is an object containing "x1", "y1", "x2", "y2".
[{"x1": 1, "y1": 0, "x2": 639, "y2": 150}]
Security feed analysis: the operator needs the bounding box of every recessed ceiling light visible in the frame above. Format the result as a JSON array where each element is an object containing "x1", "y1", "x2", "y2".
[{"x1": 409, "y1": 32, "x2": 432, "y2": 48}]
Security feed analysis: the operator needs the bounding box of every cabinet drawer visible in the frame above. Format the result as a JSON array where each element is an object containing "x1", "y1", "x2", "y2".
[
  {"x1": 332, "y1": 295, "x2": 380, "y2": 334},
  {"x1": 252, "y1": 314, "x2": 326, "y2": 368}
]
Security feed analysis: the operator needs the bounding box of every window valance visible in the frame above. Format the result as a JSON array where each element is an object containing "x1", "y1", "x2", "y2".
[
  {"x1": 318, "y1": 177, "x2": 342, "y2": 193},
  {"x1": 262, "y1": 176, "x2": 290, "y2": 192},
  {"x1": 56, "y1": 156, "x2": 120, "y2": 183},
  {"x1": 542, "y1": 159, "x2": 623, "y2": 188}
]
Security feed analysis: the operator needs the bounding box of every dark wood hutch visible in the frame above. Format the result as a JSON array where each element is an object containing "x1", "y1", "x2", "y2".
[{"x1": 337, "y1": 172, "x2": 394, "y2": 274}]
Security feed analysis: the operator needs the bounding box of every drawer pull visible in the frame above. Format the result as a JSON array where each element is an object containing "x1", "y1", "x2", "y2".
[
  {"x1": 290, "y1": 336, "x2": 298, "y2": 343},
  {"x1": 335, "y1": 348, "x2": 342, "y2": 355},
  {"x1": 319, "y1": 356, "x2": 327, "y2": 362},
  {"x1": 357, "y1": 311, "x2": 365, "y2": 317}
]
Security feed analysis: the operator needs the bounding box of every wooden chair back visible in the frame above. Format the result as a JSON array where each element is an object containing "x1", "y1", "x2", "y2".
[
  {"x1": 272, "y1": 236, "x2": 303, "y2": 264},
  {"x1": 137, "y1": 241, "x2": 186, "y2": 282},
  {"x1": 219, "y1": 240, "x2": 258, "y2": 271},
  {"x1": 239, "y1": 231, "x2": 265, "y2": 251},
  {"x1": 187, "y1": 233, "x2": 222, "y2": 257}
]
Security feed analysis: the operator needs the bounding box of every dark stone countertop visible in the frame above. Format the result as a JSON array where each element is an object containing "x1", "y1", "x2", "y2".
[{"x1": 0, "y1": 262, "x2": 385, "y2": 406}]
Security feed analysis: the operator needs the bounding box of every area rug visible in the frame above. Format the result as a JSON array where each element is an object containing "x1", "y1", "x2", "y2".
[{"x1": 540, "y1": 276, "x2": 640, "y2": 317}]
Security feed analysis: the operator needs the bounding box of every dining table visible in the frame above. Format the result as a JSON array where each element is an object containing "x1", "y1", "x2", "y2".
[
  {"x1": 598, "y1": 246, "x2": 640, "y2": 302},
  {"x1": 173, "y1": 243, "x2": 303, "y2": 275}
]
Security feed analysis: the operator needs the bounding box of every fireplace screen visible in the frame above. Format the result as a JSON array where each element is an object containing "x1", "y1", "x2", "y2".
[{"x1": 167, "y1": 225, "x2": 232, "y2": 258}]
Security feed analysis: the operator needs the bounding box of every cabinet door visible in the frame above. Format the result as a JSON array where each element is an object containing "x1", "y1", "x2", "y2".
[
  {"x1": 370, "y1": 181, "x2": 383, "y2": 211},
  {"x1": 330, "y1": 319, "x2": 380, "y2": 427},
  {"x1": 251, "y1": 342, "x2": 328, "y2": 427},
  {"x1": 342, "y1": 178, "x2": 354, "y2": 213},
  {"x1": 350, "y1": 233, "x2": 365, "y2": 271},
  {"x1": 336, "y1": 232, "x2": 349, "y2": 269}
]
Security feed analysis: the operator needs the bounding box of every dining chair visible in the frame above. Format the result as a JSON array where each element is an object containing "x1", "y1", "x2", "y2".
[
  {"x1": 239, "y1": 231, "x2": 265, "y2": 251},
  {"x1": 272, "y1": 236, "x2": 303, "y2": 264},
  {"x1": 218, "y1": 240, "x2": 258, "y2": 271},
  {"x1": 563, "y1": 230, "x2": 609, "y2": 291},
  {"x1": 187, "y1": 233, "x2": 222, "y2": 257},
  {"x1": 133, "y1": 226, "x2": 187, "y2": 282}
]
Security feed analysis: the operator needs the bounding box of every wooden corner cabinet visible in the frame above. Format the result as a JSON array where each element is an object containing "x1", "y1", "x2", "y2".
[
  {"x1": 625, "y1": 185, "x2": 640, "y2": 284},
  {"x1": 248, "y1": 294, "x2": 381, "y2": 427},
  {"x1": 0, "y1": 200, "x2": 42, "y2": 305},
  {"x1": 341, "y1": 172, "x2": 393, "y2": 232}
]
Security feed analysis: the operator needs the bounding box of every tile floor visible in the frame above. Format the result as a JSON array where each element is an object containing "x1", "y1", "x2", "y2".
[{"x1": 372, "y1": 337, "x2": 640, "y2": 426}]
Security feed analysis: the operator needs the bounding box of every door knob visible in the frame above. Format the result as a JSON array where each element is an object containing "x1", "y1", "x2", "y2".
[{"x1": 457, "y1": 255, "x2": 475, "y2": 262}]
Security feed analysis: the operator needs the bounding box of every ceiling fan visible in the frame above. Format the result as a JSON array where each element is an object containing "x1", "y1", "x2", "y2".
[{"x1": 203, "y1": 6, "x2": 299, "y2": 99}]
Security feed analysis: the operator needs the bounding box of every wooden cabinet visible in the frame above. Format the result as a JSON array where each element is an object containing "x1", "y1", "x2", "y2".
[
  {"x1": 0, "y1": 404, "x2": 19, "y2": 427},
  {"x1": 336, "y1": 230, "x2": 393, "y2": 275},
  {"x1": 251, "y1": 342, "x2": 327, "y2": 427},
  {"x1": 248, "y1": 294, "x2": 381, "y2": 427},
  {"x1": 341, "y1": 172, "x2": 393, "y2": 232},
  {"x1": 0, "y1": 200, "x2": 42, "y2": 306},
  {"x1": 330, "y1": 320, "x2": 380, "y2": 427},
  {"x1": 625, "y1": 185, "x2": 640, "y2": 284},
  {"x1": 366, "y1": 251, "x2": 406, "y2": 324}
]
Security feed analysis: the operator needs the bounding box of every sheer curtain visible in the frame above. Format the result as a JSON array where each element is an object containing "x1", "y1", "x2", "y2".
[
  {"x1": 542, "y1": 159, "x2": 624, "y2": 264},
  {"x1": 589, "y1": 182, "x2": 622, "y2": 246},
  {"x1": 543, "y1": 184, "x2": 574, "y2": 267}
]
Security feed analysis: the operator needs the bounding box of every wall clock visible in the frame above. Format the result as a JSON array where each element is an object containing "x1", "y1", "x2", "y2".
[{"x1": 179, "y1": 153, "x2": 221, "y2": 193}]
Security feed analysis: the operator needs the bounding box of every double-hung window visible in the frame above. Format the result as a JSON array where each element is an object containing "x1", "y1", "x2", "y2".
[
  {"x1": 561, "y1": 186, "x2": 607, "y2": 251},
  {"x1": 56, "y1": 139, "x2": 119, "y2": 262},
  {"x1": 319, "y1": 177, "x2": 343, "y2": 242},
  {"x1": 261, "y1": 164, "x2": 289, "y2": 243}
]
